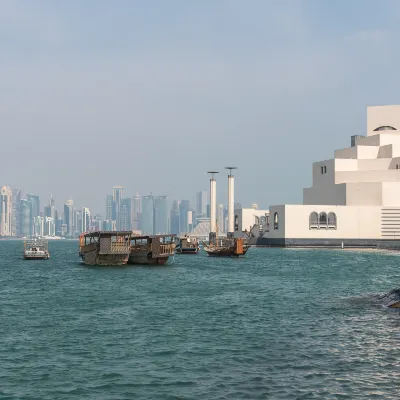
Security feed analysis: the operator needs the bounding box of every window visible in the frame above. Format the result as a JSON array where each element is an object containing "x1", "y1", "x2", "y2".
[
  {"x1": 318, "y1": 212, "x2": 327, "y2": 228},
  {"x1": 321, "y1": 165, "x2": 327, "y2": 174},
  {"x1": 373, "y1": 126, "x2": 397, "y2": 131},
  {"x1": 327, "y1": 212, "x2": 337, "y2": 229},
  {"x1": 234, "y1": 215, "x2": 239, "y2": 231},
  {"x1": 309, "y1": 212, "x2": 318, "y2": 229},
  {"x1": 321, "y1": 166, "x2": 324, "y2": 174},
  {"x1": 324, "y1": 166, "x2": 327, "y2": 174},
  {"x1": 397, "y1": 164, "x2": 399, "y2": 170},
  {"x1": 274, "y1": 212, "x2": 279, "y2": 230}
]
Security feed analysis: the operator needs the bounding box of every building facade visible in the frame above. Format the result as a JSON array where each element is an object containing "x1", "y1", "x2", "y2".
[
  {"x1": 141, "y1": 195, "x2": 154, "y2": 235},
  {"x1": 196, "y1": 191, "x2": 208, "y2": 216},
  {"x1": 154, "y1": 196, "x2": 167, "y2": 234},
  {"x1": 64, "y1": 200, "x2": 73, "y2": 237},
  {"x1": 261, "y1": 105, "x2": 400, "y2": 246},
  {"x1": 0, "y1": 186, "x2": 12, "y2": 236}
]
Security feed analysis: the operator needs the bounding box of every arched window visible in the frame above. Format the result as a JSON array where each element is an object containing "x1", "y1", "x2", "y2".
[
  {"x1": 373, "y1": 126, "x2": 397, "y2": 131},
  {"x1": 321, "y1": 166, "x2": 324, "y2": 174},
  {"x1": 324, "y1": 166, "x2": 327, "y2": 174},
  {"x1": 318, "y1": 212, "x2": 327, "y2": 228},
  {"x1": 328, "y1": 212, "x2": 337, "y2": 229},
  {"x1": 309, "y1": 212, "x2": 318, "y2": 229},
  {"x1": 274, "y1": 212, "x2": 279, "y2": 230},
  {"x1": 234, "y1": 215, "x2": 239, "y2": 231}
]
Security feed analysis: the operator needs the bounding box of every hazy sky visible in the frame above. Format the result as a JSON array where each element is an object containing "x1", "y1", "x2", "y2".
[{"x1": 2, "y1": 0, "x2": 400, "y2": 214}]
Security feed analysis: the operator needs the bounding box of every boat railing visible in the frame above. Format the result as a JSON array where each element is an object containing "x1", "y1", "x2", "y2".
[{"x1": 157, "y1": 243, "x2": 175, "y2": 256}]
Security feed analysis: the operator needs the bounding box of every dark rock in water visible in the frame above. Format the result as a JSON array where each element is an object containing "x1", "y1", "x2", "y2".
[{"x1": 378, "y1": 288, "x2": 400, "y2": 308}]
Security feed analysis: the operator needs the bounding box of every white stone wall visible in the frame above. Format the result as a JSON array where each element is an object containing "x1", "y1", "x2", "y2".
[
  {"x1": 265, "y1": 205, "x2": 382, "y2": 240},
  {"x1": 234, "y1": 208, "x2": 269, "y2": 233}
]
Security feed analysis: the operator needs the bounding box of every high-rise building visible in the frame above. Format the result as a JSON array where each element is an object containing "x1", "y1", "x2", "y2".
[
  {"x1": 196, "y1": 190, "x2": 208, "y2": 216},
  {"x1": 26, "y1": 193, "x2": 40, "y2": 235},
  {"x1": 113, "y1": 186, "x2": 124, "y2": 203},
  {"x1": 120, "y1": 198, "x2": 132, "y2": 231},
  {"x1": 154, "y1": 196, "x2": 167, "y2": 234},
  {"x1": 105, "y1": 194, "x2": 113, "y2": 221},
  {"x1": 0, "y1": 186, "x2": 13, "y2": 236},
  {"x1": 74, "y1": 209, "x2": 82, "y2": 235},
  {"x1": 64, "y1": 200, "x2": 73, "y2": 237},
  {"x1": 56, "y1": 217, "x2": 63, "y2": 237},
  {"x1": 113, "y1": 186, "x2": 124, "y2": 229},
  {"x1": 170, "y1": 200, "x2": 180, "y2": 234},
  {"x1": 20, "y1": 199, "x2": 31, "y2": 236},
  {"x1": 187, "y1": 209, "x2": 194, "y2": 232},
  {"x1": 27, "y1": 193, "x2": 40, "y2": 219},
  {"x1": 12, "y1": 188, "x2": 21, "y2": 237},
  {"x1": 132, "y1": 194, "x2": 141, "y2": 230},
  {"x1": 103, "y1": 220, "x2": 113, "y2": 231},
  {"x1": 82, "y1": 207, "x2": 91, "y2": 233},
  {"x1": 45, "y1": 217, "x2": 55, "y2": 236},
  {"x1": 179, "y1": 200, "x2": 190, "y2": 233},
  {"x1": 33, "y1": 216, "x2": 44, "y2": 237},
  {"x1": 92, "y1": 215, "x2": 103, "y2": 231},
  {"x1": 141, "y1": 195, "x2": 154, "y2": 235}
]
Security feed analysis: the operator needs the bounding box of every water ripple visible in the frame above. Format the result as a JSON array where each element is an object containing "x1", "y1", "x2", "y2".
[{"x1": 0, "y1": 241, "x2": 399, "y2": 398}]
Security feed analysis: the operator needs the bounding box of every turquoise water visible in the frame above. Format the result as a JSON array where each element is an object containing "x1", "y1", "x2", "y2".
[{"x1": 0, "y1": 241, "x2": 399, "y2": 399}]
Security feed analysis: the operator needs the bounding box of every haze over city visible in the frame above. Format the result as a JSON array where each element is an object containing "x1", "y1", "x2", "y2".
[{"x1": 2, "y1": 0, "x2": 400, "y2": 213}]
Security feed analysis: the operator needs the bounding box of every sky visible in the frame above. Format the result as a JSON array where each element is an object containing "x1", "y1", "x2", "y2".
[{"x1": 1, "y1": 0, "x2": 400, "y2": 214}]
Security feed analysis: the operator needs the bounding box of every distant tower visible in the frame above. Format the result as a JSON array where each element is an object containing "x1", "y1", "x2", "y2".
[
  {"x1": 112, "y1": 186, "x2": 124, "y2": 230},
  {"x1": 64, "y1": 199, "x2": 73, "y2": 237},
  {"x1": 0, "y1": 186, "x2": 12, "y2": 236},
  {"x1": 225, "y1": 167, "x2": 237, "y2": 235},
  {"x1": 208, "y1": 171, "x2": 219, "y2": 242}
]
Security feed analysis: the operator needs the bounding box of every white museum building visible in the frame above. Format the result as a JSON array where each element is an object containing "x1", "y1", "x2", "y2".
[{"x1": 261, "y1": 105, "x2": 400, "y2": 246}]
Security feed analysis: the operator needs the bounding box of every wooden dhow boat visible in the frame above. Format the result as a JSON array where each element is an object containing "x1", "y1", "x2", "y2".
[
  {"x1": 203, "y1": 227, "x2": 249, "y2": 257},
  {"x1": 129, "y1": 234, "x2": 176, "y2": 265},
  {"x1": 79, "y1": 231, "x2": 132, "y2": 266}
]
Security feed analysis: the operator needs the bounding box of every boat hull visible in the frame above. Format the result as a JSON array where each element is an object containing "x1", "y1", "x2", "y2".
[
  {"x1": 176, "y1": 248, "x2": 198, "y2": 254},
  {"x1": 203, "y1": 245, "x2": 249, "y2": 257},
  {"x1": 128, "y1": 251, "x2": 169, "y2": 265},
  {"x1": 79, "y1": 248, "x2": 129, "y2": 266},
  {"x1": 23, "y1": 255, "x2": 50, "y2": 260}
]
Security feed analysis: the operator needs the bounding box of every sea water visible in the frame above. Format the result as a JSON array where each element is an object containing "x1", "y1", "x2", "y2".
[{"x1": 0, "y1": 241, "x2": 399, "y2": 399}]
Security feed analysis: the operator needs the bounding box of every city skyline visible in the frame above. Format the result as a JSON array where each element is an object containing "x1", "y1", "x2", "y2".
[
  {"x1": 3, "y1": 2, "x2": 399, "y2": 214},
  {"x1": 0, "y1": 180, "x2": 243, "y2": 237}
]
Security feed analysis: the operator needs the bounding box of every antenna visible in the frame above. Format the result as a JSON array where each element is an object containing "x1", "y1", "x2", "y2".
[
  {"x1": 225, "y1": 167, "x2": 237, "y2": 175},
  {"x1": 207, "y1": 171, "x2": 219, "y2": 179}
]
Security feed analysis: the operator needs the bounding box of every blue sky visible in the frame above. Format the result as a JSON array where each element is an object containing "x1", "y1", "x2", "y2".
[{"x1": 1, "y1": 0, "x2": 400, "y2": 213}]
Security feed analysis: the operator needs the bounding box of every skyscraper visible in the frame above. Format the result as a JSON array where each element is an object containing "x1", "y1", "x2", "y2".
[
  {"x1": 12, "y1": 188, "x2": 21, "y2": 237},
  {"x1": 179, "y1": 200, "x2": 190, "y2": 233},
  {"x1": 170, "y1": 200, "x2": 180, "y2": 235},
  {"x1": 27, "y1": 193, "x2": 40, "y2": 219},
  {"x1": 82, "y1": 207, "x2": 91, "y2": 233},
  {"x1": 120, "y1": 198, "x2": 132, "y2": 231},
  {"x1": 20, "y1": 199, "x2": 31, "y2": 236},
  {"x1": 113, "y1": 186, "x2": 124, "y2": 229},
  {"x1": 154, "y1": 196, "x2": 167, "y2": 234},
  {"x1": 132, "y1": 194, "x2": 141, "y2": 230},
  {"x1": 74, "y1": 209, "x2": 82, "y2": 235},
  {"x1": 141, "y1": 195, "x2": 154, "y2": 235},
  {"x1": 0, "y1": 186, "x2": 13, "y2": 236},
  {"x1": 45, "y1": 217, "x2": 55, "y2": 236},
  {"x1": 196, "y1": 191, "x2": 208, "y2": 216},
  {"x1": 105, "y1": 194, "x2": 113, "y2": 221},
  {"x1": 64, "y1": 200, "x2": 73, "y2": 237},
  {"x1": 33, "y1": 216, "x2": 44, "y2": 237}
]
